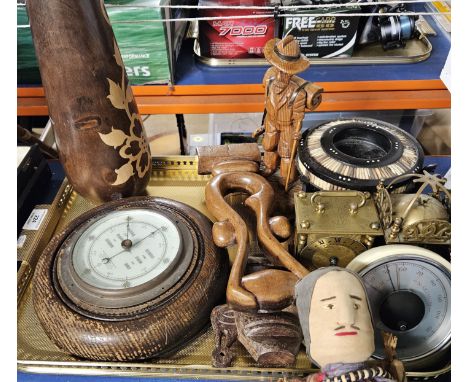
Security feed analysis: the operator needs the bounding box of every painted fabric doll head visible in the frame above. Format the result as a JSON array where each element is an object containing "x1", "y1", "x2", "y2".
[{"x1": 295, "y1": 267, "x2": 375, "y2": 368}]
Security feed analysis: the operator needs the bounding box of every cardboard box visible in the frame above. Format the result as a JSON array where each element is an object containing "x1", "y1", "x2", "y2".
[
  {"x1": 17, "y1": 0, "x2": 193, "y2": 85},
  {"x1": 107, "y1": 0, "x2": 172, "y2": 84},
  {"x1": 198, "y1": 0, "x2": 280, "y2": 59},
  {"x1": 282, "y1": 3, "x2": 361, "y2": 58}
]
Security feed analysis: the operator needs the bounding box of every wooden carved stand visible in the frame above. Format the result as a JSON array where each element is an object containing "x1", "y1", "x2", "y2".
[
  {"x1": 203, "y1": 148, "x2": 309, "y2": 312},
  {"x1": 211, "y1": 305, "x2": 302, "y2": 368},
  {"x1": 199, "y1": 143, "x2": 307, "y2": 367}
]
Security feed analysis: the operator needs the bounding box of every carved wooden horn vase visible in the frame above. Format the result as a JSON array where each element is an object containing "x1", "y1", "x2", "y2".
[{"x1": 27, "y1": 0, "x2": 151, "y2": 202}]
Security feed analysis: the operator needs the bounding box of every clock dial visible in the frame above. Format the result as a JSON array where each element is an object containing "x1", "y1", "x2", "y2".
[
  {"x1": 364, "y1": 260, "x2": 450, "y2": 361},
  {"x1": 300, "y1": 236, "x2": 366, "y2": 270},
  {"x1": 72, "y1": 209, "x2": 181, "y2": 289},
  {"x1": 56, "y1": 206, "x2": 196, "y2": 312},
  {"x1": 347, "y1": 245, "x2": 451, "y2": 370}
]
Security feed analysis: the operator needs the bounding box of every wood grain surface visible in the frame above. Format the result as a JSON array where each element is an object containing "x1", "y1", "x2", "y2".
[
  {"x1": 197, "y1": 143, "x2": 261, "y2": 175},
  {"x1": 235, "y1": 309, "x2": 302, "y2": 367},
  {"x1": 206, "y1": 168, "x2": 308, "y2": 312},
  {"x1": 26, "y1": 0, "x2": 151, "y2": 202},
  {"x1": 256, "y1": 37, "x2": 323, "y2": 188}
]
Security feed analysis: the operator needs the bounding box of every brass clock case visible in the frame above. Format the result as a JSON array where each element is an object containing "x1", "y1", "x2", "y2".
[
  {"x1": 32, "y1": 196, "x2": 229, "y2": 361},
  {"x1": 294, "y1": 191, "x2": 384, "y2": 269}
]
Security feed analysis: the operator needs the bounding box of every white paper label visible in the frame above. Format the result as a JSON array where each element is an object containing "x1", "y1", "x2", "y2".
[
  {"x1": 17, "y1": 235, "x2": 27, "y2": 249},
  {"x1": 23, "y1": 209, "x2": 48, "y2": 231}
]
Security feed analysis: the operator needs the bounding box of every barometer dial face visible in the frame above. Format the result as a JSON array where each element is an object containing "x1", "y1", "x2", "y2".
[
  {"x1": 347, "y1": 245, "x2": 451, "y2": 370},
  {"x1": 33, "y1": 197, "x2": 229, "y2": 361},
  {"x1": 72, "y1": 209, "x2": 181, "y2": 290},
  {"x1": 364, "y1": 258, "x2": 450, "y2": 360},
  {"x1": 56, "y1": 207, "x2": 194, "y2": 313}
]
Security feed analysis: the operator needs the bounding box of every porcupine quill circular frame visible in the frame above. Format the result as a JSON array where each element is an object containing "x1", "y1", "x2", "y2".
[{"x1": 297, "y1": 118, "x2": 424, "y2": 192}]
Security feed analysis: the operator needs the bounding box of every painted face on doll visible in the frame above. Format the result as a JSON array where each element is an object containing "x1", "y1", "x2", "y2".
[{"x1": 308, "y1": 270, "x2": 375, "y2": 368}]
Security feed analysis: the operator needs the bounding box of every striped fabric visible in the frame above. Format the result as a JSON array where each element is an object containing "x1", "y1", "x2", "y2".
[{"x1": 323, "y1": 366, "x2": 392, "y2": 382}]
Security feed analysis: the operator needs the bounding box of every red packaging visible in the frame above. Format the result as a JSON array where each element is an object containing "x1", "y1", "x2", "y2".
[{"x1": 198, "y1": 0, "x2": 279, "y2": 59}]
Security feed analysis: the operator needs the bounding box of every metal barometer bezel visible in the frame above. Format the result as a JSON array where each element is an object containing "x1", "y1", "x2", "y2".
[
  {"x1": 54, "y1": 208, "x2": 194, "y2": 316},
  {"x1": 347, "y1": 245, "x2": 450, "y2": 371}
]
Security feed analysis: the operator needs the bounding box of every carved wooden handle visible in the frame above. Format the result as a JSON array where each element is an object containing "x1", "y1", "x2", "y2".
[
  {"x1": 206, "y1": 171, "x2": 309, "y2": 312},
  {"x1": 206, "y1": 173, "x2": 258, "y2": 311}
]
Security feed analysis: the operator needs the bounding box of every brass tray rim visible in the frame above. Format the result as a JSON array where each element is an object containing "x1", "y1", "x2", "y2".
[
  {"x1": 193, "y1": 32, "x2": 432, "y2": 67},
  {"x1": 17, "y1": 359, "x2": 452, "y2": 380},
  {"x1": 17, "y1": 156, "x2": 450, "y2": 380}
]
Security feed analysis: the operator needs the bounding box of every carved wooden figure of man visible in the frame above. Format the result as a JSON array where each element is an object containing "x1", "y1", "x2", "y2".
[{"x1": 254, "y1": 36, "x2": 322, "y2": 188}]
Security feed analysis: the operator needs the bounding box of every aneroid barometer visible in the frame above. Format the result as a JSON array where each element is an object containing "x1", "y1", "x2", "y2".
[
  {"x1": 33, "y1": 197, "x2": 229, "y2": 361},
  {"x1": 347, "y1": 245, "x2": 450, "y2": 371}
]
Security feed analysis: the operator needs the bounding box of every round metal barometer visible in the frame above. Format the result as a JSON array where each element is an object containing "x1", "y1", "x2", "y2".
[
  {"x1": 56, "y1": 207, "x2": 194, "y2": 314},
  {"x1": 33, "y1": 197, "x2": 228, "y2": 361},
  {"x1": 347, "y1": 245, "x2": 450, "y2": 370}
]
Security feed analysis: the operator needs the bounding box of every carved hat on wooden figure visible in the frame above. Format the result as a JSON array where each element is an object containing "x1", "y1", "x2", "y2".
[
  {"x1": 295, "y1": 267, "x2": 375, "y2": 368},
  {"x1": 264, "y1": 36, "x2": 310, "y2": 74}
]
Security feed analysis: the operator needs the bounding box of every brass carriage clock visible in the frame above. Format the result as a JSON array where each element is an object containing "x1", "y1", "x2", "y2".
[{"x1": 294, "y1": 190, "x2": 384, "y2": 270}]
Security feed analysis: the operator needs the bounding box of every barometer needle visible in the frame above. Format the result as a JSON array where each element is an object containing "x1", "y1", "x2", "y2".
[
  {"x1": 126, "y1": 216, "x2": 130, "y2": 241},
  {"x1": 102, "y1": 228, "x2": 160, "y2": 264},
  {"x1": 386, "y1": 264, "x2": 396, "y2": 292},
  {"x1": 396, "y1": 265, "x2": 400, "y2": 290}
]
